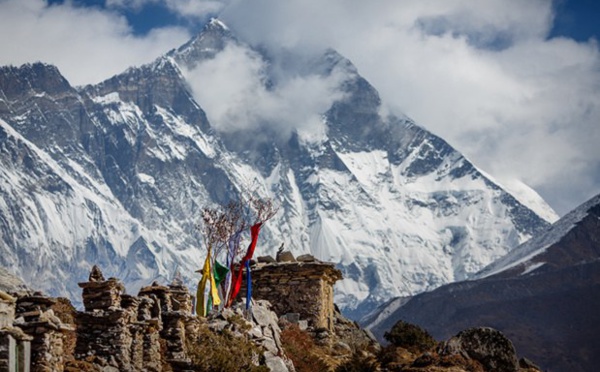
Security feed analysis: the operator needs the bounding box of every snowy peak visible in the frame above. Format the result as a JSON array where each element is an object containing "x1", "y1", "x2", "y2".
[
  {"x1": 0, "y1": 62, "x2": 73, "y2": 99},
  {"x1": 206, "y1": 17, "x2": 229, "y2": 31},
  {"x1": 0, "y1": 21, "x2": 557, "y2": 317},
  {"x1": 491, "y1": 178, "x2": 559, "y2": 223},
  {"x1": 0, "y1": 63, "x2": 88, "y2": 159},
  {"x1": 169, "y1": 18, "x2": 236, "y2": 69},
  {"x1": 475, "y1": 193, "x2": 600, "y2": 279}
]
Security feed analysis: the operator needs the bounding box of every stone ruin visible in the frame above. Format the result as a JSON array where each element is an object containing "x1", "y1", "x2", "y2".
[
  {"x1": 0, "y1": 256, "x2": 378, "y2": 371},
  {"x1": 243, "y1": 252, "x2": 343, "y2": 332},
  {"x1": 1, "y1": 287, "x2": 74, "y2": 372},
  {"x1": 75, "y1": 265, "x2": 199, "y2": 371},
  {"x1": 0, "y1": 264, "x2": 204, "y2": 372},
  {"x1": 73, "y1": 264, "x2": 293, "y2": 371}
]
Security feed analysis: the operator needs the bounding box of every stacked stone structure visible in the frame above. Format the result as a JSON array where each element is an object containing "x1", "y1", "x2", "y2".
[
  {"x1": 138, "y1": 280, "x2": 198, "y2": 369},
  {"x1": 76, "y1": 267, "x2": 139, "y2": 370},
  {"x1": 243, "y1": 253, "x2": 342, "y2": 331},
  {"x1": 1, "y1": 259, "x2": 345, "y2": 371},
  {"x1": 0, "y1": 290, "x2": 32, "y2": 372},
  {"x1": 75, "y1": 265, "x2": 198, "y2": 372},
  {"x1": 14, "y1": 294, "x2": 72, "y2": 371}
]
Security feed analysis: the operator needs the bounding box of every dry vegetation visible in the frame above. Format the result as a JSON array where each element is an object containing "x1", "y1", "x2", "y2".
[
  {"x1": 185, "y1": 324, "x2": 269, "y2": 372},
  {"x1": 280, "y1": 324, "x2": 330, "y2": 372}
]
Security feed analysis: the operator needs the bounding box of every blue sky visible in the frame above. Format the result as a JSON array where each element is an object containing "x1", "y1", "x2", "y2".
[
  {"x1": 48, "y1": 0, "x2": 196, "y2": 35},
  {"x1": 550, "y1": 0, "x2": 600, "y2": 41},
  {"x1": 47, "y1": 0, "x2": 600, "y2": 41},
  {"x1": 1, "y1": 0, "x2": 600, "y2": 216}
]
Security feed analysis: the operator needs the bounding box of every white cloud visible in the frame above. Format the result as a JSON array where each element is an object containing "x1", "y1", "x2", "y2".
[
  {"x1": 220, "y1": 0, "x2": 600, "y2": 215},
  {"x1": 183, "y1": 42, "x2": 347, "y2": 143},
  {"x1": 0, "y1": 0, "x2": 598, "y2": 215},
  {"x1": 0, "y1": 0, "x2": 190, "y2": 85}
]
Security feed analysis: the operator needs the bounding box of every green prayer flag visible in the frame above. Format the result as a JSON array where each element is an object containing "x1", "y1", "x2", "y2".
[
  {"x1": 214, "y1": 260, "x2": 229, "y2": 285},
  {"x1": 207, "y1": 260, "x2": 230, "y2": 311}
]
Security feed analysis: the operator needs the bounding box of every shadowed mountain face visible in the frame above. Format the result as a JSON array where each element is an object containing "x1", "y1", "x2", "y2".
[
  {"x1": 366, "y1": 194, "x2": 600, "y2": 372},
  {"x1": 0, "y1": 20, "x2": 553, "y2": 316}
]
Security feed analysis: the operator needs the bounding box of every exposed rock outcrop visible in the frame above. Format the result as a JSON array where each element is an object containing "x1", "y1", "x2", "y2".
[
  {"x1": 439, "y1": 327, "x2": 519, "y2": 372},
  {"x1": 206, "y1": 299, "x2": 293, "y2": 372}
]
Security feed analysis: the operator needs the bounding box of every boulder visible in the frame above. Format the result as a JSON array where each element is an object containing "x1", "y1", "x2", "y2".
[
  {"x1": 276, "y1": 251, "x2": 296, "y2": 263},
  {"x1": 257, "y1": 256, "x2": 276, "y2": 263},
  {"x1": 264, "y1": 351, "x2": 290, "y2": 372},
  {"x1": 439, "y1": 327, "x2": 519, "y2": 372},
  {"x1": 252, "y1": 303, "x2": 279, "y2": 328},
  {"x1": 296, "y1": 254, "x2": 317, "y2": 262}
]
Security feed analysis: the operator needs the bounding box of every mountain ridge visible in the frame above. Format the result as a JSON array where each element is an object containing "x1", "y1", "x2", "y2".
[
  {"x1": 364, "y1": 192, "x2": 600, "y2": 371},
  {"x1": 475, "y1": 193, "x2": 600, "y2": 279},
  {"x1": 0, "y1": 20, "x2": 554, "y2": 316}
]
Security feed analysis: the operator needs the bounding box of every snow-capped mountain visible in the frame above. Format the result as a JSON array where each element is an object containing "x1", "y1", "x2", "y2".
[
  {"x1": 0, "y1": 19, "x2": 555, "y2": 316},
  {"x1": 363, "y1": 192, "x2": 600, "y2": 371}
]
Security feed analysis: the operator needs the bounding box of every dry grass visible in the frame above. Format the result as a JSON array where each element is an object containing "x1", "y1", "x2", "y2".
[
  {"x1": 280, "y1": 324, "x2": 330, "y2": 372},
  {"x1": 185, "y1": 324, "x2": 269, "y2": 372}
]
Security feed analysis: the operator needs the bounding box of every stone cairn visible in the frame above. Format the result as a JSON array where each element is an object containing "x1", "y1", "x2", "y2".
[
  {"x1": 75, "y1": 265, "x2": 200, "y2": 372},
  {"x1": 243, "y1": 252, "x2": 342, "y2": 334},
  {"x1": 14, "y1": 293, "x2": 73, "y2": 372},
  {"x1": 76, "y1": 265, "x2": 163, "y2": 371},
  {"x1": 138, "y1": 279, "x2": 199, "y2": 371}
]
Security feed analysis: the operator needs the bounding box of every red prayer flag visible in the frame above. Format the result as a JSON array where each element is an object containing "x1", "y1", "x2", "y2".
[{"x1": 227, "y1": 222, "x2": 262, "y2": 306}]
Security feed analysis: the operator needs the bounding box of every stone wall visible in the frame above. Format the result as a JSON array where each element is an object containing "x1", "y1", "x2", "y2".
[
  {"x1": 0, "y1": 290, "x2": 32, "y2": 372},
  {"x1": 15, "y1": 294, "x2": 71, "y2": 372},
  {"x1": 1, "y1": 260, "x2": 343, "y2": 371},
  {"x1": 241, "y1": 255, "x2": 342, "y2": 331},
  {"x1": 74, "y1": 266, "x2": 197, "y2": 372}
]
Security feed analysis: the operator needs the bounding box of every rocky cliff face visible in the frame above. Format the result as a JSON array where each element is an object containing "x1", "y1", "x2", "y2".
[{"x1": 0, "y1": 20, "x2": 555, "y2": 317}]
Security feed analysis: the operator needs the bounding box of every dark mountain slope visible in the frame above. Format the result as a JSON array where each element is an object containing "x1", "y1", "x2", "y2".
[{"x1": 367, "y1": 193, "x2": 600, "y2": 371}]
